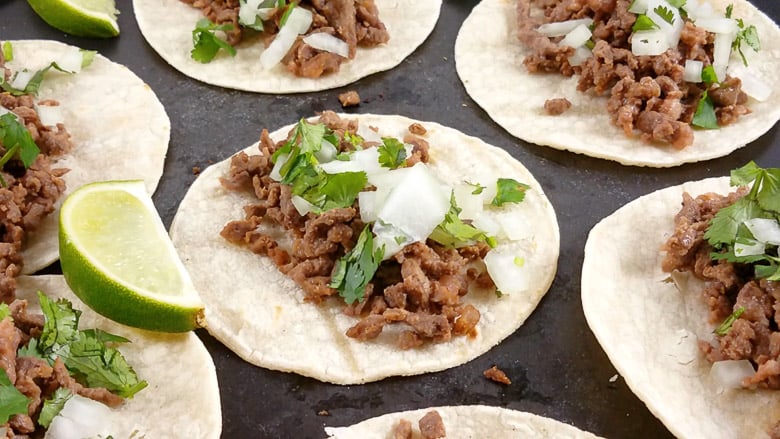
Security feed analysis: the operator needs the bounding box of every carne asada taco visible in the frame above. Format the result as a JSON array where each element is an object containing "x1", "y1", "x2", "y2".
[
  {"x1": 324, "y1": 405, "x2": 602, "y2": 438},
  {"x1": 170, "y1": 112, "x2": 559, "y2": 384},
  {"x1": 1, "y1": 40, "x2": 169, "y2": 294},
  {"x1": 455, "y1": 0, "x2": 780, "y2": 167},
  {"x1": 133, "y1": 0, "x2": 442, "y2": 93},
  {"x1": 3, "y1": 275, "x2": 221, "y2": 437},
  {"x1": 582, "y1": 165, "x2": 780, "y2": 437}
]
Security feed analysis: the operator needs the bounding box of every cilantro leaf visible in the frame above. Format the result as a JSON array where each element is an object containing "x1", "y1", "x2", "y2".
[
  {"x1": 654, "y1": 5, "x2": 675, "y2": 25},
  {"x1": 731, "y1": 161, "x2": 762, "y2": 186},
  {"x1": 429, "y1": 193, "x2": 496, "y2": 249},
  {"x1": 17, "y1": 338, "x2": 42, "y2": 359},
  {"x1": 465, "y1": 181, "x2": 485, "y2": 195},
  {"x1": 691, "y1": 91, "x2": 718, "y2": 129},
  {"x1": 37, "y1": 292, "x2": 80, "y2": 351},
  {"x1": 80, "y1": 49, "x2": 96, "y2": 69},
  {"x1": 714, "y1": 306, "x2": 745, "y2": 336},
  {"x1": 0, "y1": 368, "x2": 29, "y2": 424},
  {"x1": 343, "y1": 131, "x2": 363, "y2": 149},
  {"x1": 701, "y1": 65, "x2": 719, "y2": 86},
  {"x1": 704, "y1": 197, "x2": 767, "y2": 246},
  {"x1": 0, "y1": 303, "x2": 9, "y2": 322},
  {"x1": 491, "y1": 178, "x2": 530, "y2": 207},
  {"x1": 633, "y1": 15, "x2": 659, "y2": 32},
  {"x1": 329, "y1": 226, "x2": 384, "y2": 304},
  {"x1": 1, "y1": 41, "x2": 12, "y2": 62},
  {"x1": 317, "y1": 171, "x2": 367, "y2": 211},
  {"x1": 377, "y1": 137, "x2": 407, "y2": 169},
  {"x1": 0, "y1": 112, "x2": 41, "y2": 187},
  {"x1": 725, "y1": 4, "x2": 734, "y2": 18},
  {"x1": 191, "y1": 19, "x2": 237, "y2": 63},
  {"x1": 238, "y1": 0, "x2": 265, "y2": 31},
  {"x1": 38, "y1": 388, "x2": 72, "y2": 428},
  {"x1": 733, "y1": 20, "x2": 760, "y2": 66}
]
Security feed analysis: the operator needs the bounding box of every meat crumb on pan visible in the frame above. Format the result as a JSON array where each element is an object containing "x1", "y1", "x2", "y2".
[
  {"x1": 408, "y1": 122, "x2": 427, "y2": 135},
  {"x1": 418, "y1": 410, "x2": 446, "y2": 439},
  {"x1": 392, "y1": 419, "x2": 412, "y2": 439},
  {"x1": 483, "y1": 365, "x2": 512, "y2": 385},
  {"x1": 338, "y1": 90, "x2": 361, "y2": 108},
  {"x1": 543, "y1": 97, "x2": 571, "y2": 116}
]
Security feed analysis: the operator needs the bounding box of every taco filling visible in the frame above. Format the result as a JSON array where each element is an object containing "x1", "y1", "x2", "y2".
[
  {"x1": 517, "y1": 0, "x2": 768, "y2": 149},
  {"x1": 662, "y1": 162, "x2": 780, "y2": 391},
  {"x1": 0, "y1": 292, "x2": 145, "y2": 437},
  {"x1": 185, "y1": 0, "x2": 390, "y2": 78},
  {"x1": 219, "y1": 111, "x2": 538, "y2": 348}
]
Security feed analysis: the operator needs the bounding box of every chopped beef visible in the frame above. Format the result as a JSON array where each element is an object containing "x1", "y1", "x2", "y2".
[
  {"x1": 408, "y1": 123, "x2": 426, "y2": 136},
  {"x1": 543, "y1": 97, "x2": 571, "y2": 115},
  {"x1": 393, "y1": 418, "x2": 413, "y2": 439},
  {"x1": 182, "y1": 0, "x2": 390, "y2": 78},
  {"x1": 338, "y1": 90, "x2": 361, "y2": 107},
  {"x1": 662, "y1": 190, "x2": 780, "y2": 389},
  {"x1": 0, "y1": 300, "x2": 125, "y2": 436},
  {"x1": 517, "y1": 0, "x2": 751, "y2": 149},
  {"x1": 483, "y1": 364, "x2": 512, "y2": 385},
  {"x1": 418, "y1": 410, "x2": 446, "y2": 439},
  {"x1": 220, "y1": 112, "x2": 491, "y2": 348}
]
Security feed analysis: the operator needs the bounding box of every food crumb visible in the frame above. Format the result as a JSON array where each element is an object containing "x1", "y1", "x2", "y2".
[
  {"x1": 408, "y1": 122, "x2": 427, "y2": 136},
  {"x1": 317, "y1": 410, "x2": 330, "y2": 416},
  {"x1": 483, "y1": 365, "x2": 512, "y2": 385},
  {"x1": 338, "y1": 90, "x2": 361, "y2": 108},
  {"x1": 192, "y1": 166, "x2": 201, "y2": 176},
  {"x1": 544, "y1": 97, "x2": 572, "y2": 115},
  {"x1": 609, "y1": 374, "x2": 619, "y2": 383}
]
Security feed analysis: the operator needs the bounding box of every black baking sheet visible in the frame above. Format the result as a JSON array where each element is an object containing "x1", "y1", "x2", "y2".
[{"x1": 1, "y1": 1, "x2": 778, "y2": 437}]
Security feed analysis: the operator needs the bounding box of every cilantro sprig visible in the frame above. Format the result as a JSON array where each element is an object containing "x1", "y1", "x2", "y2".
[
  {"x1": 713, "y1": 306, "x2": 745, "y2": 336},
  {"x1": 429, "y1": 193, "x2": 496, "y2": 249},
  {"x1": 633, "y1": 15, "x2": 659, "y2": 32},
  {"x1": 377, "y1": 137, "x2": 407, "y2": 169},
  {"x1": 0, "y1": 112, "x2": 40, "y2": 187},
  {"x1": 0, "y1": 368, "x2": 29, "y2": 424},
  {"x1": 38, "y1": 388, "x2": 72, "y2": 428},
  {"x1": 492, "y1": 178, "x2": 530, "y2": 207},
  {"x1": 191, "y1": 19, "x2": 237, "y2": 63},
  {"x1": 0, "y1": 50, "x2": 94, "y2": 97},
  {"x1": 329, "y1": 226, "x2": 385, "y2": 304}
]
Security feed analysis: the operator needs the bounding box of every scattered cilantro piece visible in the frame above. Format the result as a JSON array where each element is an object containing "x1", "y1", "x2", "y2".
[
  {"x1": 0, "y1": 368, "x2": 29, "y2": 424},
  {"x1": 80, "y1": 49, "x2": 97, "y2": 68},
  {"x1": 2, "y1": 42, "x2": 12, "y2": 62},
  {"x1": 513, "y1": 256, "x2": 525, "y2": 267},
  {"x1": 465, "y1": 181, "x2": 485, "y2": 195},
  {"x1": 0, "y1": 112, "x2": 41, "y2": 187},
  {"x1": 394, "y1": 236, "x2": 406, "y2": 245},
  {"x1": 701, "y1": 65, "x2": 719, "y2": 86},
  {"x1": 429, "y1": 193, "x2": 496, "y2": 248},
  {"x1": 238, "y1": 0, "x2": 265, "y2": 31},
  {"x1": 343, "y1": 131, "x2": 363, "y2": 149},
  {"x1": 191, "y1": 19, "x2": 237, "y2": 63},
  {"x1": 691, "y1": 91, "x2": 718, "y2": 129},
  {"x1": 279, "y1": 1, "x2": 298, "y2": 27},
  {"x1": 377, "y1": 137, "x2": 407, "y2": 169},
  {"x1": 36, "y1": 292, "x2": 147, "y2": 399},
  {"x1": 316, "y1": 171, "x2": 368, "y2": 212},
  {"x1": 733, "y1": 18, "x2": 760, "y2": 67},
  {"x1": 704, "y1": 197, "x2": 765, "y2": 246},
  {"x1": 714, "y1": 307, "x2": 745, "y2": 336},
  {"x1": 17, "y1": 338, "x2": 42, "y2": 359},
  {"x1": 725, "y1": 4, "x2": 734, "y2": 18},
  {"x1": 495, "y1": 289, "x2": 504, "y2": 298},
  {"x1": 654, "y1": 5, "x2": 675, "y2": 25},
  {"x1": 585, "y1": 39, "x2": 595, "y2": 50},
  {"x1": 329, "y1": 226, "x2": 384, "y2": 304},
  {"x1": 38, "y1": 388, "x2": 73, "y2": 428},
  {"x1": 632, "y1": 15, "x2": 659, "y2": 32},
  {"x1": 491, "y1": 178, "x2": 530, "y2": 207},
  {"x1": 0, "y1": 303, "x2": 9, "y2": 321}
]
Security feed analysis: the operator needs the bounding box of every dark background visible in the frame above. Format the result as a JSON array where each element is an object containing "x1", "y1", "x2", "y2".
[{"x1": 2, "y1": 1, "x2": 778, "y2": 437}]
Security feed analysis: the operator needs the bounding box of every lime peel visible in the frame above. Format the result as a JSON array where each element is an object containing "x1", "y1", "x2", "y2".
[{"x1": 26, "y1": 0, "x2": 120, "y2": 38}]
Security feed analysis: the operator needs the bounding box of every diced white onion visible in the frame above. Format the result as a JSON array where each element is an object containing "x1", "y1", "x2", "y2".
[
  {"x1": 568, "y1": 45, "x2": 592, "y2": 67},
  {"x1": 709, "y1": 359, "x2": 754, "y2": 391},
  {"x1": 484, "y1": 244, "x2": 531, "y2": 295},
  {"x1": 291, "y1": 195, "x2": 316, "y2": 216},
  {"x1": 43, "y1": 395, "x2": 113, "y2": 439},
  {"x1": 367, "y1": 166, "x2": 413, "y2": 191},
  {"x1": 314, "y1": 139, "x2": 337, "y2": 163},
  {"x1": 694, "y1": 17, "x2": 738, "y2": 35},
  {"x1": 744, "y1": 218, "x2": 780, "y2": 245},
  {"x1": 646, "y1": 0, "x2": 684, "y2": 47},
  {"x1": 372, "y1": 221, "x2": 411, "y2": 260},
  {"x1": 269, "y1": 152, "x2": 289, "y2": 181},
  {"x1": 52, "y1": 47, "x2": 84, "y2": 73},
  {"x1": 536, "y1": 18, "x2": 593, "y2": 37},
  {"x1": 302, "y1": 32, "x2": 349, "y2": 58},
  {"x1": 734, "y1": 238, "x2": 765, "y2": 257},
  {"x1": 358, "y1": 190, "x2": 380, "y2": 223},
  {"x1": 559, "y1": 23, "x2": 592, "y2": 49},
  {"x1": 356, "y1": 123, "x2": 382, "y2": 144},
  {"x1": 35, "y1": 104, "x2": 64, "y2": 127},
  {"x1": 683, "y1": 59, "x2": 704, "y2": 83},
  {"x1": 712, "y1": 31, "x2": 734, "y2": 82},
  {"x1": 453, "y1": 184, "x2": 483, "y2": 220},
  {"x1": 239, "y1": 0, "x2": 273, "y2": 26},
  {"x1": 728, "y1": 64, "x2": 772, "y2": 102},
  {"x1": 632, "y1": 29, "x2": 671, "y2": 56},
  {"x1": 10, "y1": 69, "x2": 34, "y2": 90},
  {"x1": 351, "y1": 147, "x2": 383, "y2": 175},
  {"x1": 471, "y1": 212, "x2": 501, "y2": 239},
  {"x1": 319, "y1": 158, "x2": 363, "y2": 174},
  {"x1": 494, "y1": 211, "x2": 531, "y2": 241},
  {"x1": 260, "y1": 7, "x2": 313, "y2": 69},
  {"x1": 685, "y1": 0, "x2": 717, "y2": 20},
  {"x1": 628, "y1": 0, "x2": 649, "y2": 14}
]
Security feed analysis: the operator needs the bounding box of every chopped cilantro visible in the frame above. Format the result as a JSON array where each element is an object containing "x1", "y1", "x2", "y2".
[
  {"x1": 701, "y1": 65, "x2": 719, "y2": 86},
  {"x1": 714, "y1": 307, "x2": 745, "y2": 336},
  {"x1": 733, "y1": 18, "x2": 760, "y2": 67},
  {"x1": 465, "y1": 181, "x2": 485, "y2": 195},
  {"x1": 36, "y1": 292, "x2": 147, "y2": 398},
  {"x1": 279, "y1": 1, "x2": 298, "y2": 27},
  {"x1": 1, "y1": 42, "x2": 12, "y2": 62},
  {"x1": 513, "y1": 256, "x2": 525, "y2": 267},
  {"x1": 191, "y1": 18, "x2": 237, "y2": 63},
  {"x1": 343, "y1": 131, "x2": 363, "y2": 149},
  {"x1": 491, "y1": 178, "x2": 530, "y2": 207},
  {"x1": 377, "y1": 137, "x2": 407, "y2": 169},
  {"x1": 429, "y1": 193, "x2": 496, "y2": 248},
  {"x1": 654, "y1": 5, "x2": 675, "y2": 25},
  {"x1": 394, "y1": 236, "x2": 406, "y2": 245},
  {"x1": 316, "y1": 171, "x2": 368, "y2": 211},
  {"x1": 633, "y1": 15, "x2": 659, "y2": 32},
  {"x1": 668, "y1": 0, "x2": 686, "y2": 7},
  {"x1": 38, "y1": 388, "x2": 73, "y2": 428},
  {"x1": 80, "y1": 49, "x2": 96, "y2": 68},
  {"x1": 0, "y1": 303, "x2": 9, "y2": 321},
  {"x1": 0, "y1": 112, "x2": 40, "y2": 187},
  {"x1": 238, "y1": 0, "x2": 265, "y2": 31},
  {"x1": 0, "y1": 368, "x2": 29, "y2": 424},
  {"x1": 725, "y1": 4, "x2": 734, "y2": 18},
  {"x1": 691, "y1": 91, "x2": 718, "y2": 130},
  {"x1": 329, "y1": 226, "x2": 384, "y2": 304},
  {"x1": 585, "y1": 39, "x2": 595, "y2": 50}
]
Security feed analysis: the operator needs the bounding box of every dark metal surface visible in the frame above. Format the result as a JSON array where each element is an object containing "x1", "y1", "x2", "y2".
[{"x1": 2, "y1": 1, "x2": 779, "y2": 437}]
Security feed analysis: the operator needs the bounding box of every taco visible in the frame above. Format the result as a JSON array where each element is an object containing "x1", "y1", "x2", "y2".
[
  {"x1": 582, "y1": 166, "x2": 780, "y2": 437},
  {"x1": 169, "y1": 112, "x2": 559, "y2": 384},
  {"x1": 133, "y1": 0, "x2": 442, "y2": 93},
  {"x1": 2, "y1": 275, "x2": 221, "y2": 437},
  {"x1": 454, "y1": 0, "x2": 780, "y2": 167},
  {"x1": 0, "y1": 40, "x2": 169, "y2": 297},
  {"x1": 323, "y1": 405, "x2": 602, "y2": 438}
]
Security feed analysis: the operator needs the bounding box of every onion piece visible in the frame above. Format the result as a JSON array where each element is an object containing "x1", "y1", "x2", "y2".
[
  {"x1": 712, "y1": 31, "x2": 734, "y2": 82},
  {"x1": 568, "y1": 46, "x2": 592, "y2": 67},
  {"x1": 291, "y1": 195, "x2": 316, "y2": 216},
  {"x1": 484, "y1": 244, "x2": 532, "y2": 295},
  {"x1": 646, "y1": 0, "x2": 683, "y2": 47},
  {"x1": 683, "y1": 59, "x2": 703, "y2": 83},
  {"x1": 559, "y1": 23, "x2": 592, "y2": 49},
  {"x1": 10, "y1": 69, "x2": 35, "y2": 90},
  {"x1": 303, "y1": 32, "x2": 349, "y2": 58},
  {"x1": 536, "y1": 18, "x2": 593, "y2": 37},
  {"x1": 43, "y1": 395, "x2": 113, "y2": 439},
  {"x1": 314, "y1": 138, "x2": 337, "y2": 163},
  {"x1": 632, "y1": 29, "x2": 670, "y2": 56},
  {"x1": 694, "y1": 17, "x2": 738, "y2": 35},
  {"x1": 35, "y1": 104, "x2": 64, "y2": 126},
  {"x1": 710, "y1": 359, "x2": 754, "y2": 391},
  {"x1": 269, "y1": 152, "x2": 289, "y2": 181},
  {"x1": 744, "y1": 218, "x2": 780, "y2": 245},
  {"x1": 52, "y1": 47, "x2": 84, "y2": 73},
  {"x1": 628, "y1": 0, "x2": 649, "y2": 14},
  {"x1": 259, "y1": 7, "x2": 313, "y2": 69},
  {"x1": 734, "y1": 238, "x2": 765, "y2": 257},
  {"x1": 728, "y1": 64, "x2": 772, "y2": 102},
  {"x1": 356, "y1": 123, "x2": 382, "y2": 144}
]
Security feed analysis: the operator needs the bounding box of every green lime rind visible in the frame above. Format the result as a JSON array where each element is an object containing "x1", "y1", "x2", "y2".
[{"x1": 26, "y1": 0, "x2": 119, "y2": 38}]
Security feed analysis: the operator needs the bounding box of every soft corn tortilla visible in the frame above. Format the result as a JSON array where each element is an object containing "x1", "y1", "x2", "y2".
[
  {"x1": 324, "y1": 405, "x2": 602, "y2": 438},
  {"x1": 133, "y1": 0, "x2": 442, "y2": 93},
  {"x1": 15, "y1": 275, "x2": 221, "y2": 438},
  {"x1": 170, "y1": 113, "x2": 560, "y2": 384},
  {"x1": 6, "y1": 40, "x2": 170, "y2": 274},
  {"x1": 581, "y1": 177, "x2": 780, "y2": 438},
  {"x1": 454, "y1": 0, "x2": 780, "y2": 167}
]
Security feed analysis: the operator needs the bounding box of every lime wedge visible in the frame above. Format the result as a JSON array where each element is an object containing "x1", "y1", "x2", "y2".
[
  {"x1": 59, "y1": 180, "x2": 204, "y2": 332},
  {"x1": 26, "y1": 0, "x2": 120, "y2": 38}
]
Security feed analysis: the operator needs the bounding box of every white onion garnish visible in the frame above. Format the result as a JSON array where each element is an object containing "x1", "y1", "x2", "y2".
[
  {"x1": 694, "y1": 17, "x2": 738, "y2": 35},
  {"x1": 260, "y1": 7, "x2": 313, "y2": 69},
  {"x1": 291, "y1": 195, "x2": 316, "y2": 216},
  {"x1": 302, "y1": 32, "x2": 349, "y2": 58},
  {"x1": 484, "y1": 244, "x2": 532, "y2": 295},
  {"x1": 10, "y1": 69, "x2": 34, "y2": 90},
  {"x1": 319, "y1": 159, "x2": 363, "y2": 174},
  {"x1": 35, "y1": 103, "x2": 64, "y2": 127},
  {"x1": 568, "y1": 45, "x2": 592, "y2": 67},
  {"x1": 52, "y1": 47, "x2": 83, "y2": 73},
  {"x1": 314, "y1": 138, "x2": 337, "y2": 163},
  {"x1": 685, "y1": 0, "x2": 717, "y2": 20},
  {"x1": 238, "y1": 0, "x2": 274, "y2": 26},
  {"x1": 646, "y1": 0, "x2": 683, "y2": 47},
  {"x1": 628, "y1": 0, "x2": 649, "y2": 14},
  {"x1": 632, "y1": 30, "x2": 671, "y2": 56},
  {"x1": 356, "y1": 123, "x2": 382, "y2": 144},
  {"x1": 683, "y1": 59, "x2": 704, "y2": 83},
  {"x1": 559, "y1": 23, "x2": 592, "y2": 49},
  {"x1": 734, "y1": 238, "x2": 766, "y2": 257},
  {"x1": 744, "y1": 218, "x2": 780, "y2": 245},
  {"x1": 43, "y1": 395, "x2": 113, "y2": 439},
  {"x1": 712, "y1": 31, "x2": 734, "y2": 82},
  {"x1": 728, "y1": 64, "x2": 772, "y2": 102},
  {"x1": 269, "y1": 152, "x2": 289, "y2": 181},
  {"x1": 710, "y1": 359, "x2": 754, "y2": 391},
  {"x1": 536, "y1": 18, "x2": 593, "y2": 37}
]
